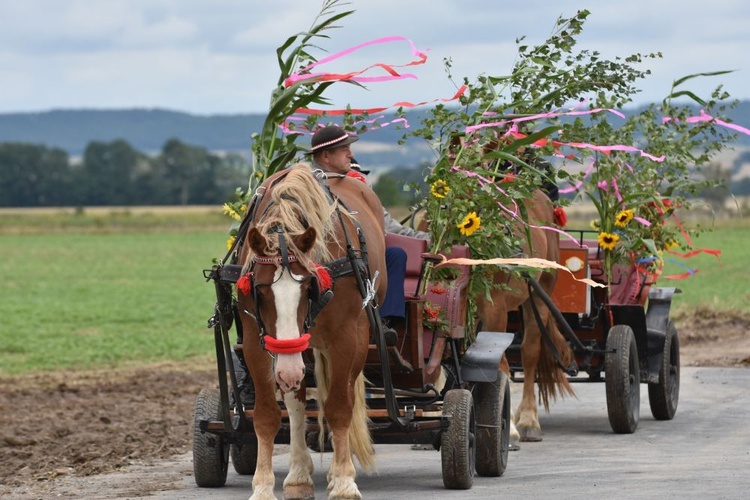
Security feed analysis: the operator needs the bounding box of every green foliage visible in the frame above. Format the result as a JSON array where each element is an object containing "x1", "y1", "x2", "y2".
[
  {"x1": 404, "y1": 9, "x2": 736, "y2": 303},
  {"x1": 372, "y1": 166, "x2": 427, "y2": 208},
  {"x1": 248, "y1": 0, "x2": 357, "y2": 191},
  {"x1": 405, "y1": 10, "x2": 661, "y2": 301},
  {"x1": 559, "y1": 74, "x2": 737, "y2": 279}
]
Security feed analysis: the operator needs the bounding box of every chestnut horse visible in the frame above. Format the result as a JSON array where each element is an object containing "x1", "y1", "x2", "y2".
[
  {"x1": 237, "y1": 164, "x2": 387, "y2": 499},
  {"x1": 475, "y1": 189, "x2": 575, "y2": 444},
  {"x1": 436, "y1": 135, "x2": 575, "y2": 444}
]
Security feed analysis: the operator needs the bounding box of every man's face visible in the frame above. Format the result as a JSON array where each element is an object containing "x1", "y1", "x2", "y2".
[{"x1": 319, "y1": 145, "x2": 353, "y2": 173}]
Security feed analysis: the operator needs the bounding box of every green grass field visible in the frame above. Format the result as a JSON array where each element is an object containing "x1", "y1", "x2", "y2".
[
  {"x1": 0, "y1": 209, "x2": 747, "y2": 376},
  {"x1": 0, "y1": 211, "x2": 231, "y2": 376},
  {"x1": 660, "y1": 219, "x2": 750, "y2": 316}
]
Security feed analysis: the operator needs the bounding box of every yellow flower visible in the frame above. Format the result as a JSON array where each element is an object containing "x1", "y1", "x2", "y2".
[
  {"x1": 598, "y1": 232, "x2": 620, "y2": 251},
  {"x1": 226, "y1": 235, "x2": 236, "y2": 250},
  {"x1": 457, "y1": 211, "x2": 481, "y2": 236},
  {"x1": 589, "y1": 219, "x2": 600, "y2": 231},
  {"x1": 430, "y1": 179, "x2": 450, "y2": 199},
  {"x1": 222, "y1": 203, "x2": 242, "y2": 221},
  {"x1": 614, "y1": 209, "x2": 634, "y2": 228},
  {"x1": 665, "y1": 238, "x2": 679, "y2": 251}
]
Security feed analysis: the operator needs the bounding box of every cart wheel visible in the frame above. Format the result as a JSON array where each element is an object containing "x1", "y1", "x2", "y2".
[
  {"x1": 473, "y1": 371, "x2": 510, "y2": 477},
  {"x1": 441, "y1": 389, "x2": 475, "y2": 489},
  {"x1": 648, "y1": 321, "x2": 680, "y2": 420},
  {"x1": 231, "y1": 437, "x2": 257, "y2": 475},
  {"x1": 605, "y1": 325, "x2": 640, "y2": 434},
  {"x1": 193, "y1": 388, "x2": 229, "y2": 487}
]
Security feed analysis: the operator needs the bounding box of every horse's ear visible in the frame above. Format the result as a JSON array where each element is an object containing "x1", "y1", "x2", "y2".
[
  {"x1": 294, "y1": 227, "x2": 317, "y2": 254},
  {"x1": 248, "y1": 227, "x2": 267, "y2": 255}
]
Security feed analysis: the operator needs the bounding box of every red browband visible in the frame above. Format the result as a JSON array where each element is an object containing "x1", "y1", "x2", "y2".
[{"x1": 264, "y1": 333, "x2": 311, "y2": 354}]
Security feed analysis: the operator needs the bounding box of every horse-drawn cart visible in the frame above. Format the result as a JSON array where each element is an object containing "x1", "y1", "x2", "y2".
[
  {"x1": 193, "y1": 170, "x2": 680, "y2": 498},
  {"x1": 506, "y1": 230, "x2": 681, "y2": 434},
  {"x1": 193, "y1": 167, "x2": 513, "y2": 494}
]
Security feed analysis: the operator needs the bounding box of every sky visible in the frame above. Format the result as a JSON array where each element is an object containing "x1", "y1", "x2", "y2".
[{"x1": 1, "y1": 0, "x2": 749, "y2": 116}]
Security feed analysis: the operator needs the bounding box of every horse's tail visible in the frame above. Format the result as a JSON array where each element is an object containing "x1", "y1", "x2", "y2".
[
  {"x1": 313, "y1": 350, "x2": 375, "y2": 473},
  {"x1": 536, "y1": 312, "x2": 575, "y2": 411},
  {"x1": 349, "y1": 372, "x2": 375, "y2": 472}
]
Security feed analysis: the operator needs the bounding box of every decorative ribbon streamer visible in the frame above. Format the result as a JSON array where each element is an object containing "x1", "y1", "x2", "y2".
[
  {"x1": 466, "y1": 107, "x2": 625, "y2": 133},
  {"x1": 508, "y1": 130, "x2": 666, "y2": 162},
  {"x1": 661, "y1": 258, "x2": 699, "y2": 280},
  {"x1": 435, "y1": 255, "x2": 607, "y2": 288},
  {"x1": 284, "y1": 36, "x2": 428, "y2": 87},
  {"x1": 663, "y1": 109, "x2": 750, "y2": 138},
  {"x1": 293, "y1": 85, "x2": 467, "y2": 116}
]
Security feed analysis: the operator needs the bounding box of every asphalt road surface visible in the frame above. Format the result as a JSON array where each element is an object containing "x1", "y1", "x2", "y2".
[{"x1": 103, "y1": 367, "x2": 750, "y2": 499}]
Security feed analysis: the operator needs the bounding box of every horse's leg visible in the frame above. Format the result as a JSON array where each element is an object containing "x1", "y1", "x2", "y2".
[
  {"x1": 244, "y1": 345, "x2": 282, "y2": 500},
  {"x1": 320, "y1": 329, "x2": 372, "y2": 500},
  {"x1": 282, "y1": 387, "x2": 314, "y2": 500},
  {"x1": 477, "y1": 290, "x2": 522, "y2": 449},
  {"x1": 516, "y1": 296, "x2": 544, "y2": 442},
  {"x1": 324, "y1": 378, "x2": 361, "y2": 500}
]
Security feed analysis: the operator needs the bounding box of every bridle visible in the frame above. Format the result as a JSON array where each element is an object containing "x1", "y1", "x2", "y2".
[{"x1": 245, "y1": 226, "x2": 330, "y2": 355}]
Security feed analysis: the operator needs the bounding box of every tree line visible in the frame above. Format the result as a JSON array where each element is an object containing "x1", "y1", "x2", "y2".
[
  {"x1": 0, "y1": 138, "x2": 431, "y2": 209},
  {"x1": 0, "y1": 139, "x2": 251, "y2": 207}
]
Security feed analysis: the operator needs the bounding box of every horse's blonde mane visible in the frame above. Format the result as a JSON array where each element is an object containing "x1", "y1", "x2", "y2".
[{"x1": 249, "y1": 163, "x2": 336, "y2": 271}]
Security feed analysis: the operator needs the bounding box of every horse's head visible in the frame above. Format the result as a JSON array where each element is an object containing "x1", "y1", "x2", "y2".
[{"x1": 245, "y1": 225, "x2": 324, "y2": 393}]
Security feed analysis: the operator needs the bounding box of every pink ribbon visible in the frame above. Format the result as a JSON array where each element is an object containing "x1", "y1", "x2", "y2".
[
  {"x1": 284, "y1": 36, "x2": 428, "y2": 87},
  {"x1": 663, "y1": 109, "x2": 750, "y2": 137}
]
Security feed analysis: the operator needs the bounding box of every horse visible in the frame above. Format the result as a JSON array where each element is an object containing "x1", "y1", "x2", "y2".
[
  {"x1": 474, "y1": 188, "x2": 575, "y2": 444},
  {"x1": 236, "y1": 163, "x2": 387, "y2": 500},
  {"x1": 430, "y1": 134, "x2": 575, "y2": 445}
]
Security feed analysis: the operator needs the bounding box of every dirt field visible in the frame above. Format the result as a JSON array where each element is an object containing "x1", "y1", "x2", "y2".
[{"x1": 1, "y1": 311, "x2": 749, "y2": 499}]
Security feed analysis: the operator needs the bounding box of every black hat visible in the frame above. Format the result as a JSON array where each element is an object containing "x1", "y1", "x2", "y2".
[{"x1": 309, "y1": 125, "x2": 359, "y2": 154}]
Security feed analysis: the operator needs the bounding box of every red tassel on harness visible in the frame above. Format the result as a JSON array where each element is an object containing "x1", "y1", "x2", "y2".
[
  {"x1": 264, "y1": 333, "x2": 311, "y2": 354},
  {"x1": 315, "y1": 263, "x2": 333, "y2": 291},
  {"x1": 346, "y1": 170, "x2": 367, "y2": 183},
  {"x1": 237, "y1": 273, "x2": 252, "y2": 295},
  {"x1": 553, "y1": 206, "x2": 568, "y2": 227}
]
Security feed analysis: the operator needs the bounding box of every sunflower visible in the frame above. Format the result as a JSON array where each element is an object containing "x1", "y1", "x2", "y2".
[
  {"x1": 589, "y1": 219, "x2": 601, "y2": 231},
  {"x1": 222, "y1": 203, "x2": 242, "y2": 221},
  {"x1": 457, "y1": 211, "x2": 481, "y2": 236},
  {"x1": 614, "y1": 209, "x2": 634, "y2": 228},
  {"x1": 226, "y1": 235, "x2": 236, "y2": 250},
  {"x1": 430, "y1": 179, "x2": 450, "y2": 199},
  {"x1": 597, "y1": 232, "x2": 620, "y2": 251}
]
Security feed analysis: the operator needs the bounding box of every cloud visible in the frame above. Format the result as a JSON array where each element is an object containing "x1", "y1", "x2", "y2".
[{"x1": 0, "y1": 0, "x2": 749, "y2": 114}]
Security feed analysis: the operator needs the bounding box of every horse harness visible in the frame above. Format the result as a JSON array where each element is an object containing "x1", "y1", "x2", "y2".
[{"x1": 226, "y1": 169, "x2": 378, "y2": 355}]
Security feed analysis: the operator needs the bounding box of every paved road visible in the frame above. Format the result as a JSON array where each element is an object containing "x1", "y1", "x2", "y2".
[{"x1": 102, "y1": 367, "x2": 750, "y2": 499}]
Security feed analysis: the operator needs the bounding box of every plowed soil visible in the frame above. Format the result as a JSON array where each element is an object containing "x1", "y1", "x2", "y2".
[{"x1": 1, "y1": 310, "x2": 749, "y2": 499}]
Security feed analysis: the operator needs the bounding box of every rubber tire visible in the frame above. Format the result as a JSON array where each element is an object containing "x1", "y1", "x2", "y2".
[
  {"x1": 230, "y1": 438, "x2": 257, "y2": 475},
  {"x1": 605, "y1": 325, "x2": 640, "y2": 434},
  {"x1": 648, "y1": 321, "x2": 680, "y2": 420},
  {"x1": 474, "y1": 371, "x2": 510, "y2": 477},
  {"x1": 193, "y1": 388, "x2": 229, "y2": 487},
  {"x1": 441, "y1": 389, "x2": 475, "y2": 490}
]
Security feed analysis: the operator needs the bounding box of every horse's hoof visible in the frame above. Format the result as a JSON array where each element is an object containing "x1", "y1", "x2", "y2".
[
  {"x1": 519, "y1": 427, "x2": 543, "y2": 442},
  {"x1": 283, "y1": 484, "x2": 315, "y2": 500}
]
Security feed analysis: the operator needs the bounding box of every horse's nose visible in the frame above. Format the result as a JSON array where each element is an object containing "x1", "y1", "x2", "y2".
[{"x1": 275, "y1": 354, "x2": 306, "y2": 393}]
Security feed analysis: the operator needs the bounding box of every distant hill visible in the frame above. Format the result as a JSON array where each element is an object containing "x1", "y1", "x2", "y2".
[
  {"x1": 0, "y1": 109, "x2": 265, "y2": 155},
  {"x1": 1, "y1": 102, "x2": 749, "y2": 165}
]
